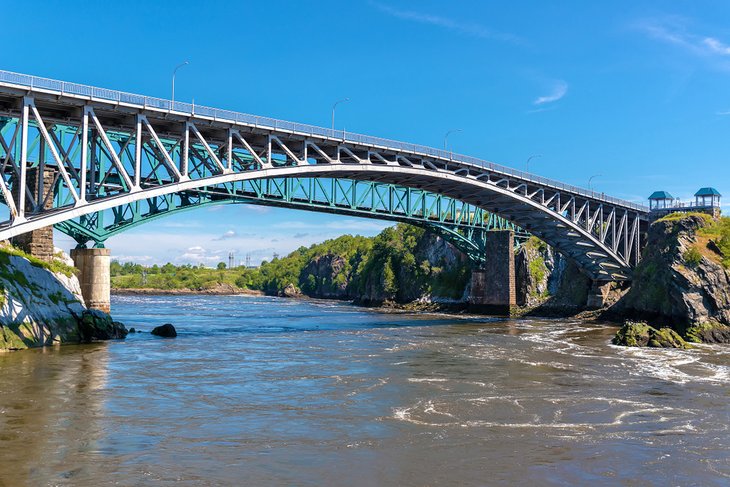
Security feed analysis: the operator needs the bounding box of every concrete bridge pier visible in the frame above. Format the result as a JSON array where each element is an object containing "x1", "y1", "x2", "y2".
[
  {"x1": 70, "y1": 248, "x2": 111, "y2": 313},
  {"x1": 11, "y1": 167, "x2": 56, "y2": 262},
  {"x1": 469, "y1": 230, "x2": 516, "y2": 315}
]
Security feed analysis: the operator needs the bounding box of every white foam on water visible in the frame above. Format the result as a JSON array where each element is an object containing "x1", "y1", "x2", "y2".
[
  {"x1": 407, "y1": 378, "x2": 449, "y2": 383},
  {"x1": 617, "y1": 346, "x2": 730, "y2": 385}
]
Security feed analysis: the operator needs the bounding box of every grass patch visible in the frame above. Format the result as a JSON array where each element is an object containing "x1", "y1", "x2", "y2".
[
  {"x1": 655, "y1": 211, "x2": 713, "y2": 224},
  {"x1": 0, "y1": 245, "x2": 76, "y2": 277},
  {"x1": 697, "y1": 216, "x2": 730, "y2": 268}
]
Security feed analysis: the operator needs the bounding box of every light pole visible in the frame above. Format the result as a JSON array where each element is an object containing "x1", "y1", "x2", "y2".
[
  {"x1": 332, "y1": 98, "x2": 349, "y2": 131},
  {"x1": 171, "y1": 61, "x2": 189, "y2": 108},
  {"x1": 444, "y1": 129, "x2": 462, "y2": 153},
  {"x1": 526, "y1": 154, "x2": 542, "y2": 173},
  {"x1": 589, "y1": 174, "x2": 602, "y2": 191}
]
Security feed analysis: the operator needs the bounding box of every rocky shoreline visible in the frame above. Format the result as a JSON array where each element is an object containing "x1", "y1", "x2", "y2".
[{"x1": 0, "y1": 246, "x2": 127, "y2": 351}]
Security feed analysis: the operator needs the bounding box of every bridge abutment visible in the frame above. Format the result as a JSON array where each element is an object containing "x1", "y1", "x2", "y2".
[
  {"x1": 71, "y1": 248, "x2": 111, "y2": 313},
  {"x1": 11, "y1": 167, "x2": 55, "y2": 262},
  {"x1": 469, "y1": 230, "x2": 516, "y2": 314}
]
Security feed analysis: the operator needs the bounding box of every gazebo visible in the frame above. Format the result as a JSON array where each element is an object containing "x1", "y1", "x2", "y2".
[
  {"x1": 648, "y1": 191, "x2": 675, "y2": 210},
  {"x1": 694, "y1": 188, "x2": 721, "y2": 207}
]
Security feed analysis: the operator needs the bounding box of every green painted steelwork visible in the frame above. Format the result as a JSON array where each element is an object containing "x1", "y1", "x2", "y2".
[
  {"x1": 0, "y1": 117, "x2": 525, "y2": 266},
  {"x1": 55, "y1": 177, "x2": 526, "y2": 265}
]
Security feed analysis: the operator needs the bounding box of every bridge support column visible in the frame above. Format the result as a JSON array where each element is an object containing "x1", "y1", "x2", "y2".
[
  {"x1": 11, "y1": 167, "x2": 56, "y2": 262},
  {"x1": 469, "y1": 230, "x2": 516, "y2": 315},
  {"x1": 71, "y1": 248, "x2": 111, "y2": 313}
]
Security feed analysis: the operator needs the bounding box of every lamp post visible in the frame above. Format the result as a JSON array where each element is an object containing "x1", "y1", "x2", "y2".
[
  {"x1": 332, "y1": 98, "x2": 349, "y2": 131},
  {"x1": 526, "y1": 154, "x2": 542, "y2": 173},
  {"x1": 171, "y1": 61, "x2": 189, "y2": 108},
  {"x1": 589, "y1": 174, "x2": 602, "y2": 191},
  {"x1": 443, "y1": 128, "x2": 462, "y2": 156}
]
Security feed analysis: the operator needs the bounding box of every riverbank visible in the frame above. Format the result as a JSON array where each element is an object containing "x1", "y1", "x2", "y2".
[{"x1": 112, "y1": 283, "x2": 264, "y2": 296}]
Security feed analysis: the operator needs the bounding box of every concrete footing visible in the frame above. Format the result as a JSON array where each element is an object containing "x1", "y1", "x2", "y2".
[
  {"x1": 71, "y1": 248, "x2": 111, "y2": 313},
  {"x1": 469, "y1": 231, "x2": 516, "y2": 315}
]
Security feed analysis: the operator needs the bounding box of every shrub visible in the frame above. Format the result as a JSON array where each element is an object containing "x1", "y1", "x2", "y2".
[{"x1": 683, "y1": 246, "x2": 702, "y2": 267}]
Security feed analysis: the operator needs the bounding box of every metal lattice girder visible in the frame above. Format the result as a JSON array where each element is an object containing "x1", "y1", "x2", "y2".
[
  {"x1": 0, "y1": 71, "x2": 649, "y2": 280},
  {"x1": 54, "y1": 178, "x2": 523, "y2": 266}
]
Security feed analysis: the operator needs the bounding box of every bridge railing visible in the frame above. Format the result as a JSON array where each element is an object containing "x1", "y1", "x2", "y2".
[{"x1": 0, "y1": 69, "x2": 648, "y2": 212}]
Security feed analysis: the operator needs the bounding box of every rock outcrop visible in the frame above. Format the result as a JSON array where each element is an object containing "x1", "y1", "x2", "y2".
[
  {"x1": 0, "y1": 245, "x2": 127, "y2": 351},
  {"x1": 299, "y1": 253, "x2": 349, "y2": 299},
  {"x1": 613, "y1": 214, "x2": 730, "y2": 342},
  {"x1": 515, "y1": 237, "x2": 577, "y2": 307}
]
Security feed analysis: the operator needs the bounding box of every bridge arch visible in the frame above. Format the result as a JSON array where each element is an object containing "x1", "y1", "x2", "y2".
[{"x1": 56, "y1": 177, "x2": 523, "y2": 265}]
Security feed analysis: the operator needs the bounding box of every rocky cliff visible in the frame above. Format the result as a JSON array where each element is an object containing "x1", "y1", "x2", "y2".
[
  {"x1": 514, "y1": 237, "x2": 592, "y2": 313},
  {"x1": 0, "y1": 245, "x2": 127, "y2": 351},
  {"x1": 611, "y1": 214, "x2": 730, "y2": 342},
  {"x1": 354, "y1": 227, "x2": 469, "y2": 305}
]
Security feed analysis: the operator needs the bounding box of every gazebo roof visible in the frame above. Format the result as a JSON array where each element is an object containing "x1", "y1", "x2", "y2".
[
  {"x1": 648, "y1": 190, "x2": 674, "y2": 200},
  {"x1": 695, "y1": 187, "x2": 721, "y2": 197}
]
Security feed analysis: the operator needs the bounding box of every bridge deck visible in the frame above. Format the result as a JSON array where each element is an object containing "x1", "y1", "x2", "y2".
[{"x1": 0, "y1": 69, "x2": 647, "y2": 213}]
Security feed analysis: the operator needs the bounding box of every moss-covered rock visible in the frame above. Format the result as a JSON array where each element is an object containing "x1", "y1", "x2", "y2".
[
  {"x1": 684, "y1": 321, "x2": 730, "y2": 344},
  {"x1": 78, "y1": 310, "x2": 127, "y2": 341},
  {"x1": 613, "y1": 321, "x2": 690, "y2": 349}
]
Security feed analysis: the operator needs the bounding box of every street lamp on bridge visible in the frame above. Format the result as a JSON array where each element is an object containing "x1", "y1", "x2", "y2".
[
  {"x1": 526, "y1": 154, "x2": 542, "y2": 173},
  {"x1": 443, "y1": 129, "x2": 462, "y2": 157},
  {"x1": 589, "y1": 174, "x2": 602, "y2": 192},
  {"x1": 332, "y1": 98, "x2": 349, "y2": 131},
  {"x1": 171, "y1": 60, "x2": 189, "y2": 109}
]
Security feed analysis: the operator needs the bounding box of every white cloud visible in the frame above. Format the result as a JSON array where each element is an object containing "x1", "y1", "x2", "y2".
[
  {"x1": 635, "y1": 16, "x2": 730, "y2": 70},
  {"x1": 716, "y1": 110, "x2": 730, "y2": 116},
  {"x1": 114, "y1": 255, "x2": 154, "y2": 263},
  {"x1": 534, "y1": 81, "x2": 568, "y2": 105},
  {"x1": 703, "y1": 37, "x2": 730, "y2": 55},
  {"x1": 213, "y1": 230, "x2": 237, "y2": 241},
  {"x1": 370, "y1": 1, "x2": 523, "y2": 44}
]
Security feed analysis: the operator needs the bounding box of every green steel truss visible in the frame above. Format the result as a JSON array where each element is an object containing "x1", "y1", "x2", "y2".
[
  {"x1": 0, "y1": 118, "x2": 524, "y2": 265},
  {"x1": 55, "y1": 177, "x2": 526, "y2": 265}
]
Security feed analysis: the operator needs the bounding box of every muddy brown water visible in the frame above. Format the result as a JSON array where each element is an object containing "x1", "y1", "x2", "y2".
[{"x1": 0, "y1": 294, "x2": 728, "y2": 486}]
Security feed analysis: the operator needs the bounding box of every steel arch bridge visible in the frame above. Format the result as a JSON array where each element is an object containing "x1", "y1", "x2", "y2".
[
  {"x1": 55, "y1": 177, "x2": 524, "y2": 265},
  {"x1": 0, "y1": 70, "x2": 648, "y2": 280}
]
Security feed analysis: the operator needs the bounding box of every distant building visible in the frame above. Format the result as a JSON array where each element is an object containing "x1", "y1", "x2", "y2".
[{"x1": 648, "y1": 187, "x2": 722, "y2": 219}]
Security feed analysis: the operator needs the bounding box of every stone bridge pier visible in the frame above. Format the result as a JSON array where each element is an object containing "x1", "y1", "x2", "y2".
[
  {"x1": 469, "y1": 230, "x2": 516, "y2": 315},
  {"x1": 10, "y1": 167, "x2": 56, "y2": 262},
  {"x1": 70, "y1": 248, "x2": 111, "y2": 313}
]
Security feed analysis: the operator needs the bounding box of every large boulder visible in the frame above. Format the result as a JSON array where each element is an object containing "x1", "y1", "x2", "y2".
[
  {"x1": 282, "y1": 283, "x2": 301, "y2": 298},
  {"x1": 150, "y1": 323, "x2": 177, "y2": 338},
  {"x1": 613, "y1": 321, "x2": 689, "y2": 349},
  {"x1": 78, "y1": 309, "x2": 127, "y2": 341}
]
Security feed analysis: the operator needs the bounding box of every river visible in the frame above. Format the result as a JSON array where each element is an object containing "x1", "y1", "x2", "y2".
[{"x1": 0, "y1": 294, "x2": 728, "y2": 486}]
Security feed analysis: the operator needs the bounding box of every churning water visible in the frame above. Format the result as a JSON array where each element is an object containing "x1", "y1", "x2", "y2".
[{"x1": 0, "y1": 295, "x2": 729, "y2": 486}]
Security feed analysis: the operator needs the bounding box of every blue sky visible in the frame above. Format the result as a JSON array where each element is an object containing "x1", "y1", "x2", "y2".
[{"x1": 3, "y1": 0, "x2": 729, "y2": 265}]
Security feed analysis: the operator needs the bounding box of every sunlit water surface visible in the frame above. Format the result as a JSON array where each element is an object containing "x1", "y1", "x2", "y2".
[{"x1": 1, "y1": 295, "x2": 729, "y2": 486}]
